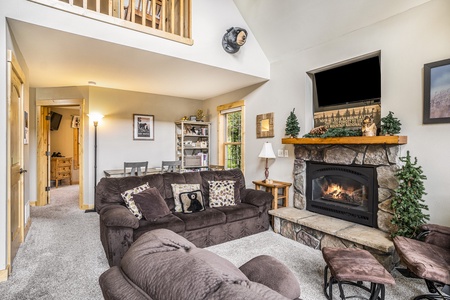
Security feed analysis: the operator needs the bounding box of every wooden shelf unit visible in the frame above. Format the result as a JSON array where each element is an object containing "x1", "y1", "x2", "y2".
[{"x1": 175, "y1": 121, "x2": 211, "y2": 171}]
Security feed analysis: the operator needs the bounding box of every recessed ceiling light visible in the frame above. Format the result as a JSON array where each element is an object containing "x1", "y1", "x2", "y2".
[{"x1": 88, "y1": 81, "x2": 96, "y2": 85}]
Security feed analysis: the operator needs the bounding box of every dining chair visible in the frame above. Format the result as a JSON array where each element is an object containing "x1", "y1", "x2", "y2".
[
  {"x1": 209, "y1": 164, "x2": 225, "y2": 171},
  {"x1": 161, "y1": 160, "x2": 181, "y2": 173},
  {"x1": 124, "y1": 161, "x2": 148, "y2": 176}
]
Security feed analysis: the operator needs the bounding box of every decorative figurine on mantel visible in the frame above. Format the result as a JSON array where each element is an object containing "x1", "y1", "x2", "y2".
[{"x1": 361, "y1": 115, "x2": 377, "y2": 136}]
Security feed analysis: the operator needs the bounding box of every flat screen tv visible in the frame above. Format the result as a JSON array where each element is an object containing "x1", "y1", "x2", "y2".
[
  {"x1": 50, "y1": 112, "x2": 63, "y2": 131},
  {"x1": 313, "y1": 55, "x2": 381, "y2": 112}
]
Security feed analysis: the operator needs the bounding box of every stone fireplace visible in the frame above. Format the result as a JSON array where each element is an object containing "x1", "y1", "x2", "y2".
[{"x1": 270, "y1": 136, "x2": 407, "y2": 270}]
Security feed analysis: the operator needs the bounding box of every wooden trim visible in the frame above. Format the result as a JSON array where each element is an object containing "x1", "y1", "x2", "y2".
[
  {"x1": 217, "y1": 100, "x2": 245, "y2": 112},
  {"x1": 217, "y1": 100, "x2": 245, "y2": 171},
  {"x1": 282, "y1": 135, "x2": 408, "y2": 145},
  {"x1": 29, "y1": 201, "x2": 37, "y2": 206},
  {"x1": 81, "y1": 204, "x2": 93, "y2": 210},
  {"x1": 0, "y1": 269, "x2": 8, "y2": 282},
  {"x1": 24, "y1": 217, "x2": 32, "y2": 239}
]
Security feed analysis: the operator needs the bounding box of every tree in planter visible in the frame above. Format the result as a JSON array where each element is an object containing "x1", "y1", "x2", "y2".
[
  {"x1": 285, "y1": 108, "x2": 300, "y2": 137},
  {"x1": 381, "y1": 111, "x2": 402, "y2": 135},
  {"x1": 391, "y1": 151, "x2": 430, "y2": 238}
]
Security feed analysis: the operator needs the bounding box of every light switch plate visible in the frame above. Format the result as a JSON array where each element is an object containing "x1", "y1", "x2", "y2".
[
  {"x1": 278, "y1": 149, "x2": 284, "y2": 157},
  {"x1": 284, "y1": 150, "x2": 289, "y2": 157}
]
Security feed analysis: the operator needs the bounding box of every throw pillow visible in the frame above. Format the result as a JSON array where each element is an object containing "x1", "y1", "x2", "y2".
[
  {"x1": 208, "y1": 180, "x2": 236, "y2": 208},
  {"x1": 179, "y1": 190, "x2": 205, "y2": 214},
  {"x1": 121, "y1": 182, "x2": 150, "y2": 219},
  {"x1": 132, "y1": 187, "x2": 171, "y2": 221},
  {"x1": 171, "y1": 183, "x2": 201, "y2": 212}
]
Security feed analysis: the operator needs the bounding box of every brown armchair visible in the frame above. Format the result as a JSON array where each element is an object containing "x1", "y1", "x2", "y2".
[{"x1": 393, "y1": 224, "x2": 450, "y2": 299}]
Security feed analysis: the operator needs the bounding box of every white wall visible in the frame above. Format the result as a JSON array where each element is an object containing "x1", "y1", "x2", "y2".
[{"x1": 205, "y1": 0, "x2": 450, "y2": 226}]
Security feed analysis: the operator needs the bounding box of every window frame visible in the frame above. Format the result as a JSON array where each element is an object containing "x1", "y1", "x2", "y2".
[{"x1": 217, "y1": 100, "x2": 245, "y2": 172}]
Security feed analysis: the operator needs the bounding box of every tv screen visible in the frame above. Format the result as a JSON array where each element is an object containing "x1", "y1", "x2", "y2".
[
  {"x1": 50, "y1": 112, "x2": 62, "y2": 131},
  {"x1": 314, "y1": 56, "x2": 381, "y2": 110}
]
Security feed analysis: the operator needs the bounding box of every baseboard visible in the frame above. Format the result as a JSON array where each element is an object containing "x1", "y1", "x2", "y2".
[
  {"x1": 24, "y1": 217, "x2": 32, "y2": 238},
  {"x1": 29, "y1": 201, "x2": 37, "y2": 207},
  {"x1": 81, "y1": 204, "x2": 93, "y2": 210},
  {"x1": 0, "y1": 268, "x2": 9, "y2": 282}
]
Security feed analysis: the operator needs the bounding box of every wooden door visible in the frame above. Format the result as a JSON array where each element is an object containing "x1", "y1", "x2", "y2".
[{"x1": 7, "y1": 51, "x2": 25, "y2": 271}]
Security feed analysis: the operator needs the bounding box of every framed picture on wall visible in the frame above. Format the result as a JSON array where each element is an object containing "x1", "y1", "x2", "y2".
[
  {"x1": 423, "y1": 58, "x2": 450, "y2": 124},
  {"x1": 133, "y1": 114, "x2": 154, "y2": 140}
]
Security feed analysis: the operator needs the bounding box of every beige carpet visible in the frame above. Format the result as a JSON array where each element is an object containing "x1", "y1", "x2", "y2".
[{"x1": 0, "y1": 184, "x2": 429, "y2": 299}]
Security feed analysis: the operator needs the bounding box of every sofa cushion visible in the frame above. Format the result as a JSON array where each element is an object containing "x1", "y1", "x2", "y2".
[
  {"x1": 134, "y1": 214, "x2": 185, "y2": 241},
  {"x1": 174, "y1": 208, "x2": 226, "y2": 231},
  {"x1": 171, "y1": 183, "x2": 201, "y2": 212},
  {"x1": 209, "y1": 180, "x2": 237, "y2": 207},
  {"x1": 133, "y1": 187, "x2": 171, "y2": 221},
  {"x1": 213, "y1": 203, "x2": 260, "y2": 223},
  {"x1": 121, "y1": 182, "x2": 150, "y2": 219},
  {"x1": 179, "y1": 190, "x2": 205, "y2": 214}
]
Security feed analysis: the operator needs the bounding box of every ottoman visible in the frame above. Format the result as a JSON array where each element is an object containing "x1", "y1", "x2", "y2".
[{"x1": 322, "y1": 247, "x2": 395, "y2": 300}]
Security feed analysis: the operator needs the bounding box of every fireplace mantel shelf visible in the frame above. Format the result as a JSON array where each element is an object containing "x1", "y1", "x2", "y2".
[{"x1": 282, "y1": 135, "x2": 407, "y2": 145}]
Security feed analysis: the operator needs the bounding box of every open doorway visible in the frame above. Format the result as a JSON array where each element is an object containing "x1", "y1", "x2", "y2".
[{"x1": 36, "y1": 99, "x2": 85, "y2": 208}]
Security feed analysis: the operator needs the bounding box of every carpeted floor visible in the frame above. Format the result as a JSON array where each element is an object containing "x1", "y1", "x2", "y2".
[{"x1": 0, "y1": 184, "x2": 429, "y2": 299}]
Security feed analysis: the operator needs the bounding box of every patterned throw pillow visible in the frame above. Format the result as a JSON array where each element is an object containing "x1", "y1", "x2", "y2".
[
  {"x1": 208, "y1": 180, "x2": 236, "y2": 208},
  {"x1": 171, "y1": 184, "x2": 201, "y2": 212},
  {"x1": 179, "y1": 190, "x2": 205, "y2": 214},
  {"x1": 121, "y1": 183, "x2": 150, "y2": 219}
]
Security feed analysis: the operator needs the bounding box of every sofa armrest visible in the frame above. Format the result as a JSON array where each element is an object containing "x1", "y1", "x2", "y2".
[
  {"x1": 241, "y1": 189, "x2": 273, "y2": 207},
  {"x1": 99, "y1": 266, "x2": 151, "y2": 300},
  {"x1": 100, "y1": 205, "x2": 139, "y2": 229},
  {"x1": 420, "y1": 224, "x2": 450, "y2": 249}
]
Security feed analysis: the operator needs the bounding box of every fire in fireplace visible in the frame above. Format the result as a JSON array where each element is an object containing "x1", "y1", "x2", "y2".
[{"x1": 306, "y1": 162, "x2": 378, "y2": 227}]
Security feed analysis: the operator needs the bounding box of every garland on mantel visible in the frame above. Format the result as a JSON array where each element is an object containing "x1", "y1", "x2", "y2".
[{"x1": 303, "y1": 126, "x2": 362, "y2": 138}]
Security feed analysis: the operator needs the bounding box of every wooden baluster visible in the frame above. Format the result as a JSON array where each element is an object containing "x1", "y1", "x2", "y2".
[
  {"x1": 131, "y1": 0, "x2": 135, "y2": 22},
  {"x1": 83, "y1": 0, "x2": 87, "y2": 9},
  {"x1": 120, "y1": 0, "x2": 125, "y2": 19},
  {"x1": 108, "y1": 0, "x2": 112, "y2": 16},
  {"x1": 160, "y1": 0, "x2": 165, "y2": 31},
  {"x1": 142, "y1": 0, "x2": 147, "y2": 25},
  {"x1": 96, "y1": 0, "x2": 100, "y2": 12}
]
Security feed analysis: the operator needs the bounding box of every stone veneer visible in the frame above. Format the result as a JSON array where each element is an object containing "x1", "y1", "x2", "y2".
[{"x1": 271, "y1": 143, "x2": 403, "y2": 270}]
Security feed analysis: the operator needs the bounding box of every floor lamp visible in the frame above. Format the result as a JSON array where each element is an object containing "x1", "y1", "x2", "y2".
[
  {"x1": 258, "y1": 142, "x2": 276, "y2": 182},
  {"x1": 85, "y1": 113, "x2": 104, "y2": 213}
]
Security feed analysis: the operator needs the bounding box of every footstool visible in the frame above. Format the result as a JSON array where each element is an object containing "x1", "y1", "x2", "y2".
[{"x1": 322, "y1": 247, "x2": 395, "y2": 300}]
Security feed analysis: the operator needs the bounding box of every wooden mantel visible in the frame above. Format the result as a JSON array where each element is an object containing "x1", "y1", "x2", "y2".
[{"x1": 282, "y1": 135, "x2": 407, "y2": 145}]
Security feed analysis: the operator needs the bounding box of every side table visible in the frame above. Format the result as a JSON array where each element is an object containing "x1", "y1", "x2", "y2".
[{"x1": 252, "y1": 180, "x2": 292, "y2": 210}]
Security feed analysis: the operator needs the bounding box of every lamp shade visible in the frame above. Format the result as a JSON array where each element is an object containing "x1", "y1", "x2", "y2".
[
  {"x1": 88, "y1": 113, "x2": 104, "y2": 124},
  {"x1": 258, "y1": 142, "x2": 276, "y2": 159}
]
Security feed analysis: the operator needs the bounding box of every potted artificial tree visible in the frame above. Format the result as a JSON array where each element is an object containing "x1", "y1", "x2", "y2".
[
  {"x1": 381, "y1": 111, "x2": 401, "y2": 135},
  {"x1": 390, "y1": 151, "x2": 430, "y2": 238},
  {"x1": 285, "y1": 108, "x2": 300, "y2": 138}
]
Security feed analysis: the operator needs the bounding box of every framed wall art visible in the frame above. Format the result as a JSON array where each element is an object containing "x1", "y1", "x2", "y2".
[
  {"x1": 256, "y1": 112, "x2": 274, "y2": 138},
  {"x1": 423, "y1": 58, "x2": 450, "y2": 124},
  {"x1": 133, "y1": 114, "x2": 154, "y2": 140}
]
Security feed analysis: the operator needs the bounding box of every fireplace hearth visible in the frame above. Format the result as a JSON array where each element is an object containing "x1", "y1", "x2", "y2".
[{"x1": 306, "y1": 162, "x2": 378, "y2": 227}]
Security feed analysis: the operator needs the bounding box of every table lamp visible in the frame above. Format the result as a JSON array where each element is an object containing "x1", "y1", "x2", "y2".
[{"x1": 258, "y1": 142, "x2": 276, "y2": 182}]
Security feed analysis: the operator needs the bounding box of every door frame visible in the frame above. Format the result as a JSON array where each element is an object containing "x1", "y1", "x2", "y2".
[
  {"x1": 6, "y1": 50, "x2": 25, "y2": 275},
  {"x1": 36, "y1": 99, "x2": 85, "y2": 209}
]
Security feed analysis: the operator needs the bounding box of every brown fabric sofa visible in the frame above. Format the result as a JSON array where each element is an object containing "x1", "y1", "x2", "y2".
[
  {"x1": 96, "y1": 169, "x2": 272, "y2": 266},
  {"x1": 99, "y1": 229, "x2": 301, "y2": 300}
]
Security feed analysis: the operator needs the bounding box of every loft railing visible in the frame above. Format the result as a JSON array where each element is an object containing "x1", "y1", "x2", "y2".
[{"x1": 29, "y1": 0, "x2": 193, "y2": 45}]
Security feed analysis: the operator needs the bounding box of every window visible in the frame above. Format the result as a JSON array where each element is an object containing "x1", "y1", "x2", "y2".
[{"x1": 217, "y1": 101, "x2": 245, "y2": 171}]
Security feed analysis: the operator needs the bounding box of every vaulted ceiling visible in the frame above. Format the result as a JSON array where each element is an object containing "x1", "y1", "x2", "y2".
[{"x1": 8, "y1": 0, "x2": 430, "y2": 100}]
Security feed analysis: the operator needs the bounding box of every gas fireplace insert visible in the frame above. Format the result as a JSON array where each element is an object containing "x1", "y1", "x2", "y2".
[{"x1": 306, "y1": 162, "x2": 378, "y2": 227}]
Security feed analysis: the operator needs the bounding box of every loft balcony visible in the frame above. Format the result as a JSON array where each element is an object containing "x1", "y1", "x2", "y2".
[{"x1": 29, "y1": 0, "x2": 193, "y2": 45}]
